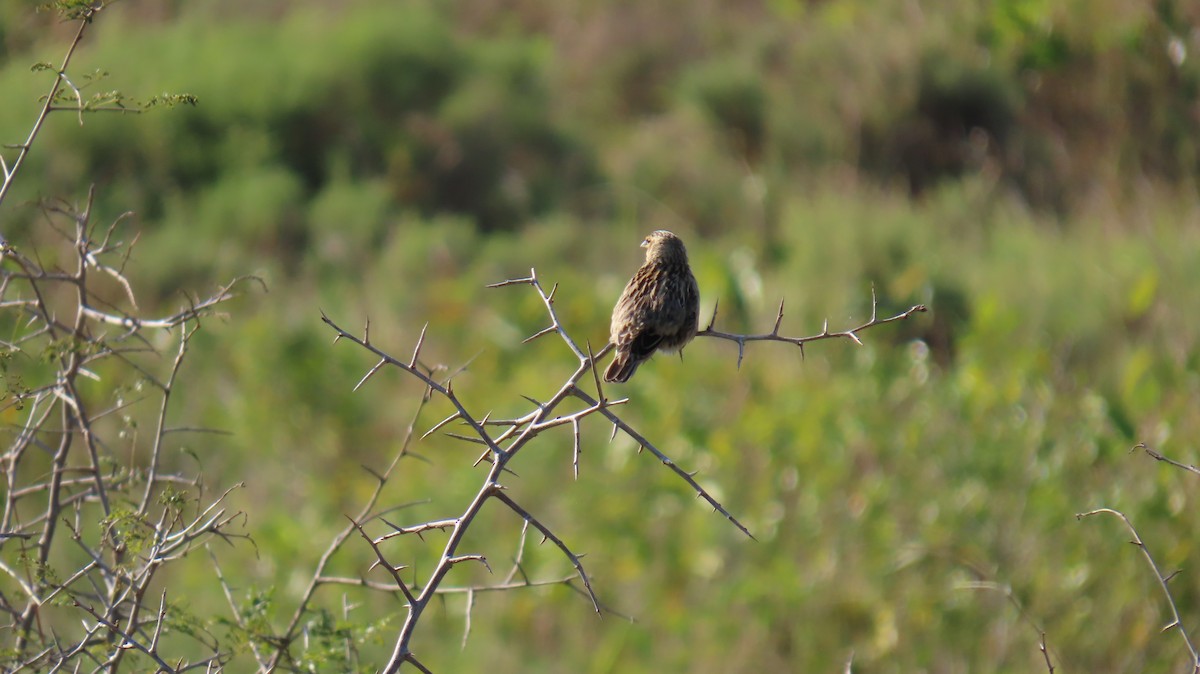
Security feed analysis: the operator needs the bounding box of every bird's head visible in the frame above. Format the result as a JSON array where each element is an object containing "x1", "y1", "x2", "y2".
[{"x1": 641, "y1": 230, "x2": 688, "y2": 265}]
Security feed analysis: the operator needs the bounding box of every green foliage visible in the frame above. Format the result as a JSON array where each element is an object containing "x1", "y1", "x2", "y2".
[
  {"x1": 679, "y1": 59, "x2": 767, "y2": 160},
  {"x1": 39, "y1": 0, "x2": 111, "y2": 21},
  {"x1": 4, "y1": 1, "x2": 1200, "y2": 672},
  {"x1": 0, "y1": 3, "x2": 600, "y2": 300},
  {"x1": 99, "y1": 509, "x2": 154, "y2": 558}
]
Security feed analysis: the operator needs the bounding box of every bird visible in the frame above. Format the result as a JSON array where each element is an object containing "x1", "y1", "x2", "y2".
[{"x1": 604, "y1": 230, "x2": 700, "y2": 383}]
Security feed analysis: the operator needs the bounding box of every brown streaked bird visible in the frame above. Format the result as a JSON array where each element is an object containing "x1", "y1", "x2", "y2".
[{"x1": 604, "y1": 230, "x2": 700, "y2": 383}]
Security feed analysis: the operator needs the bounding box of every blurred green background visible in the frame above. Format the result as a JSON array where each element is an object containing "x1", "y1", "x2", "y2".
[{"x1": 2, "y1": 0, "x2": 1200, "y2": 671}]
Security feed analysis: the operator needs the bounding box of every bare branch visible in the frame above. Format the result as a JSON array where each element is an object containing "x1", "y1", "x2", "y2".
[
  {"x1": 488, "y1": 268, "x2": 587, "y2": 360},
  {"x1": 0, "y1": 7, "x2": 94, "y2": 210},
  {"x1": 72, "y1": 599, "x2": 180, "y2": 673},
  {"x1": 322, "y1": 312, "x2": 508, "y2": 460},
  {"x1": 1040, "y1": 632, "x2": 1054, "y2": 673},
  {"x1": 405, "y1": 653, "x2": 434, "y2": 674},
  {"x1": 574, "y1": 388, "x2": 754, "y2": 540},
  {"x1": 696, "y1": 288, "x2": 926, "y2": 366},
  {"x1": 1078, "y1": 508, "x2": 1200, "y2": 671},
  {"x1": 350, "y1": 517, "x2": 416, "y2": 606},
  {"x1": 314, "y1": 264, "x2": 922, "y2": 671},
  {"x1": 1134, "y1": 442, "x2": 1200, "y2": 477},
  {"x1": 492, "y1": 490, "x2": 600, "y2": 615},
  {"x1": 264, "y1": 398, "x2": 431, "y2": 672},
  {"x1": 378, "y1": 518, "x2": 459, "y2": 542},
  {"x1": 957, "y1": 579, "x2": 1058, "y2": 673}
]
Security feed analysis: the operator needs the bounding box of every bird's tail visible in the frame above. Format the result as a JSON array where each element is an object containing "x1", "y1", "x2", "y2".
[{"x1": 603, "y1": 353, "x2": 638, "y2": 383}]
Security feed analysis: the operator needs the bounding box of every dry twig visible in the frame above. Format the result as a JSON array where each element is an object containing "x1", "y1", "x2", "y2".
[
  {"x1": 698, "y1": 288, "x2": 927, "y2": 368},
  {"x1": 1077, "y1": 508, "x2": 1200, "y2": 673},
  {"x1": 1, "y1": 191, "x2": 251, "y2": 671},
  {"x1": 1134, "y1": 442, "x2": 1200, "y2": 477}
]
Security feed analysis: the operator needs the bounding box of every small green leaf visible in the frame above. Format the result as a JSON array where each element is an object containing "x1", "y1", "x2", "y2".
[{"x1": 143, "y1": 92, "x2": 200, "y2": 109}]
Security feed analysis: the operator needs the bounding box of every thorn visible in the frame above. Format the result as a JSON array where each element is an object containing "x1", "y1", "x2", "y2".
[
  {"x1": 353, "y1": 359, "x2": 388, "y2": 392},
  {"x1": 847, "y1": 332, "x2": 863, "y2": 346},
  {"x1": 772, "y1": 298, "x2": 785, "y2": 335},
  {"x1": 706, "y1": 298, "x2": 720, "y2": 331},
  {"x1": 548, "y1": 282, "x2": 559, "y2": 303},
  {"x1": 363, "y1": 317, "x2": 371, "y2": 345},
  {"x1": 609, "y1": 423, "x2": 618, "y2": 442},
  {"x1": 736, "y1": 340, "x2": 745, "y2": 369},
  {"x1": 445, "y1": 433, "x2": 486, "y2": 445},
  {"x1": 587, "y1": 340, "x2": 605, "y2": 404},
  {"x1": 486, "y1": 273, "x2": 537, "y2": 288},
  {"x1": 410, "y1": 322, "x2": 429, "y2": 367},
  {"x1": 522, "y1": 325, "x2": 558, "y2": 344},
  {"x1": 421, "y1": 412, "x2": 462, "y2": 440},
  {"x1": 521, "y1": 394, "x2": 545, "y2": 408}
]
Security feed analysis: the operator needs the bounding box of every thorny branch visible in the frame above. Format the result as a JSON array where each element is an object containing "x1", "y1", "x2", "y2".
[
  {"x1": 0, "y1": 6, "x2": 250, "y2": 672},
  {"x1": 0, "y1": 2, "x2": 196, "y2": 220},
  {"x1": 0, "y1": 5, "x2": 95, "y2": 213},
  {"x1": 1077, "y1": 508, "x2": 1200, "y2": 673},
  {"x1": 0, "y1": 189, "x2": 253, "y2": 672},
  {"x1": 698, "y1": 286, "x2": 927, "y2": 368},
  {"x1": 322, "y1": 265, "x2": 922, "y2": 671},
  {"x1": 956, "y1": 579, "x2": 1059, "y2": 672},
  {"x1": 1134, "y1": 442, "x2": 1200, "y2": 477}
]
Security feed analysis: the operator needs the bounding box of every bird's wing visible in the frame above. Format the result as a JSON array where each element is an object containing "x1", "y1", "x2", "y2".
[{"x1": 627, "y1": 329, "x2": 665, "y2": 360}]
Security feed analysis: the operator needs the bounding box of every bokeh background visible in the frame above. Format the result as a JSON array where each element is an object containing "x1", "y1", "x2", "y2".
[{"x1": 3, "y1": 0, "x2": 1200, "y2": 671}]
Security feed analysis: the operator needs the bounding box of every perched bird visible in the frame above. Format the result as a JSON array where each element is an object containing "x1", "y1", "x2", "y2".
[{"x1": 604, "y1": 230, "x2": 700, "y2": 383}]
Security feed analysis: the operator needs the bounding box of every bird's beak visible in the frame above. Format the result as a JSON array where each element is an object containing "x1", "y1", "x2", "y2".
[{"x1": 640, "y1": 239, "x2": 649, "y2": 248}]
